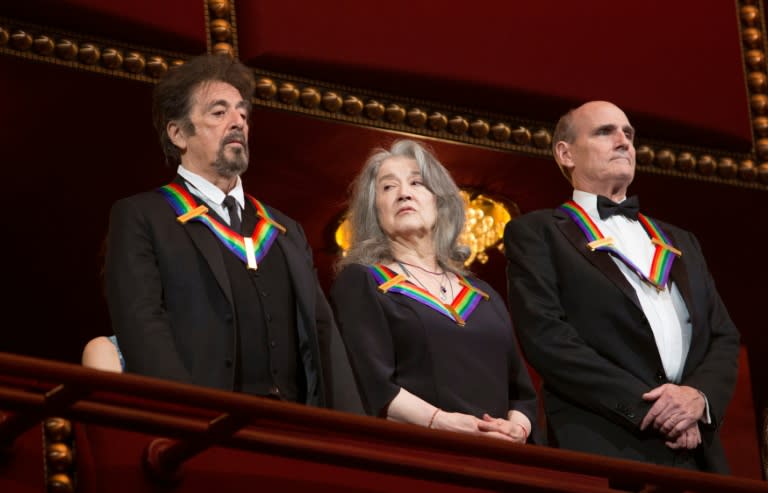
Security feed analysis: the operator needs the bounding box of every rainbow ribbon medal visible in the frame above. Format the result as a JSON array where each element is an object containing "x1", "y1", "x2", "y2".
[
  {"x1": 367, "y1": 264, "x2": 489, "y2": 326},
  {"x1": 158, "y1": 183, "x2": 286, "y2": 270},
  {"x1": 559, "y1": 200, "x2": 681, "y2": 290}
]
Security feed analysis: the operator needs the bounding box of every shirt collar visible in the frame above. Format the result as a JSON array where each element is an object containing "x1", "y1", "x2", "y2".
[
  {"x1": 572, "y1": 189, "x2": 627, "y2": 220},
  {"x1": 177, "y1": 165, "x2": 245, "y2": 208}
]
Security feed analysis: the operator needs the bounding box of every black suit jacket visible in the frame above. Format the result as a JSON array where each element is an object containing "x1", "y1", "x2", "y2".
[
  {"x1": 504, "y1": 207, "x2": 739, "y2": 473},
  {"x1": 105, "y1": 178, "x2": 362, "y2": 411}
]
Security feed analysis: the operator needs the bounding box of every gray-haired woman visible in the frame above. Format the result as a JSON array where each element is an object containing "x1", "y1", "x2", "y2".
[{"x1": 330, "y1": 139, "x2": 537, "y2": 443}]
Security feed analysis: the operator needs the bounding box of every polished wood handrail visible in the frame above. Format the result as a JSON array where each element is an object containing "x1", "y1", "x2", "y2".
[
  {"x1": 0, "y1": 352, "x2": 765, "y2": 492},
  {"x1": 0, "y1": 382, "x2": 87, "y2": 446}
]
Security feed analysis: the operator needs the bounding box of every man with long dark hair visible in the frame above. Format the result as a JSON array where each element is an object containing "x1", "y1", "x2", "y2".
[{"x1": 104, "y1": 54, "x2": 357, "y2": 411}]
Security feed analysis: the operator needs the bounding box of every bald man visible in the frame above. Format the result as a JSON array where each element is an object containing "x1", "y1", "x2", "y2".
[{"x1": 504, "y1": 101, "x2": 739, "y2": 473}]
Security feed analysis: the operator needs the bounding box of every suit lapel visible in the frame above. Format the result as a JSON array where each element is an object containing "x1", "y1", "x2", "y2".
[
  {"x1": 663, "y1": 228, "x2": 694, "y2": 313},
  {"x1": 275, "y1": 226, "x2": 313, "y2": 324},
  {"x1": 554, "y1": 208, "x2": 643, "y2": 311},
  {"x1": 273, "y1": 215, "x2": 322, "y2": 402},
  {"x1": 170, "y1": 175, "x2": 234, "y2": 306},
  {"x1": 662, "y1": 227, "x2": 700, "y2": 376},
  {"x1": 242, "y1": 197, "x2": 258, "y2": 237}
]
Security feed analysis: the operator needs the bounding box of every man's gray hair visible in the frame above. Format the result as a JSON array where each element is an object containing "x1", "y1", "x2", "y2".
[{"x1": 552, "y1": 107, "x2": 578, "y2": 183}]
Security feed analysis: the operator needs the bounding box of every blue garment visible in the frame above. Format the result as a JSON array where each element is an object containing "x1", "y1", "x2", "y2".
[{"x1": 107, "y1": 335, "x2": 126, "y2": 371}]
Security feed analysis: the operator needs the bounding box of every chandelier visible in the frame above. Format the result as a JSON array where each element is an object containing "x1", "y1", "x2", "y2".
[{"x1": 458, "y1": 190, "x2": 515, "y2": 266}]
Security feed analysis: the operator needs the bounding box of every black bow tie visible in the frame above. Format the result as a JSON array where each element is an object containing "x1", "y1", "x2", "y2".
[{"x1": 596, "y1": 195, "x2": 639, "y2": 220}]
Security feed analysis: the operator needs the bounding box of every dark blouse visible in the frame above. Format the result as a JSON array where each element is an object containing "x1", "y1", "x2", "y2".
[{"x1": 330, "y1": 263, "x2": 537, "y2": 430}]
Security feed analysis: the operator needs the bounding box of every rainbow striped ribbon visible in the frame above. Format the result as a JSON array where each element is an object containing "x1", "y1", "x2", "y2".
[
  {"x1": 158, "y1": 183, "x2": 285, "y2": 269},
  {"x1": 559, "y1": 200, "x2": 682, "y2": 290},
  {"x1": 367, "y1": 264, "x2": 489, "y2": 326}
]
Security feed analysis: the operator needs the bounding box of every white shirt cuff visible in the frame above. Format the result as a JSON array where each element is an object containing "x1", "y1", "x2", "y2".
[{"x1": 698, "y1": 390, "x2": 712, "y2": 424}]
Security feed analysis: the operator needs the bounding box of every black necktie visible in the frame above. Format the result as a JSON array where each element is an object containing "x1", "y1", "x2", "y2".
[
  {"x1": 596, "y1": 195, "x2": 639, "y2": 220},
  {"x1": 222, "y1": 195, "x2": 242, "y2": 234}
]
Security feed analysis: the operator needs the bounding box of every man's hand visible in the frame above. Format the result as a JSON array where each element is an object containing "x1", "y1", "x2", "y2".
[
  {"x1": 665, "y1": 424, "x2": 702, "y2": 450},
  {"x1": 640, "y1": 384, "x2": 705, "y2": 439}
]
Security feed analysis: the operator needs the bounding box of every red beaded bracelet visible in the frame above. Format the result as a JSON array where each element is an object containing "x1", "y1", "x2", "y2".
[{"x1": 427, "y1": 408, "x2": 440, "y2": 429}]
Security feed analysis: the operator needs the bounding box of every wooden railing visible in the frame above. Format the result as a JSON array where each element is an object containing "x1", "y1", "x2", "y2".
[{"x1": 0, "y1": 352, "x2": 765, "y2": 493}]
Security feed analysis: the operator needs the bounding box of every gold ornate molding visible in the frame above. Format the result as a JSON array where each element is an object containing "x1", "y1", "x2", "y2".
[
  {"x1": 205, "y1": 0, "x2": 238, "y2": 58},
  {"x1": 43, "y1": 417, "x2": 75, "y2": 493},
  {"x1": 251, "y1": 67, "x2": 556, "y2": 155},
  {"x1": 232, "y1": 0, "x2": 766, "y2": 190},
  {"x1": 1, "y1": 2, "x2": 767, "y2": 189},
  {"x1": 248, "y1": 67, "x2": 762, "y2": 189},
  {"x1": 0, "y1": 17, "x2": 188, "y2": 82},
  {"x1": 740, "y1": 0, "x2": 768, "y2": 181}
]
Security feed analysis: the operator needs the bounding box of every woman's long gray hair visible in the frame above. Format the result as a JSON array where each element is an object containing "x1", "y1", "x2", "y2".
[{"x1": 336, "y1": 139, "x2": 469, "y2": 273}]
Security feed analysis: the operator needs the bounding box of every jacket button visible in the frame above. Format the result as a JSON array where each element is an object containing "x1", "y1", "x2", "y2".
[
  {"x1": 224, "y1": 359, "x2": 233, "y2": 368},
  {"x1": 655, "y1": 371, "x2": 667, "y2": 383},
  {"x1": 270, "y1": 340, "x2": 277, "y2": 348}
]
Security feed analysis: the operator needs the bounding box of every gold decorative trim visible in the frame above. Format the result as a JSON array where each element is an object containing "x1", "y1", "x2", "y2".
[
  {"x1": 0, "y1": 17, "x2": 189, "y2": 82},
  {"x1": 205, "y1": 0, "x2": 238, "y2": 58},
  {"x1": 252, "y1": 67, "x2": 568, "y2": 158},
  {"x1": 740, "y1": 0, "x2": 768, "y2": 184},
  {"x1": 43, "y1": 417, "x2": 75, "y2": 493},
  {"x1": 1, "y1": 2, "x2": 766, "y2": 189},
  {"x1": 248, "y1": 67, "x2": 763, "y2": 190}
]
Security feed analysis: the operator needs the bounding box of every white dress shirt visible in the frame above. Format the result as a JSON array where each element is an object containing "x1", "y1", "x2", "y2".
[
  {"x1": 177, "y1": 165, "x2": 244, "y2": 226},
  {"x1": 572, "y1": 190, "x2": 692, "y2": 383}
]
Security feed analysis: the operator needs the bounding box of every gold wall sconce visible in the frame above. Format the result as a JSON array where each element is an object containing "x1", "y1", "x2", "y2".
[{"x1": 458, "y1": 190, "x2": 517, "y2": 265}]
